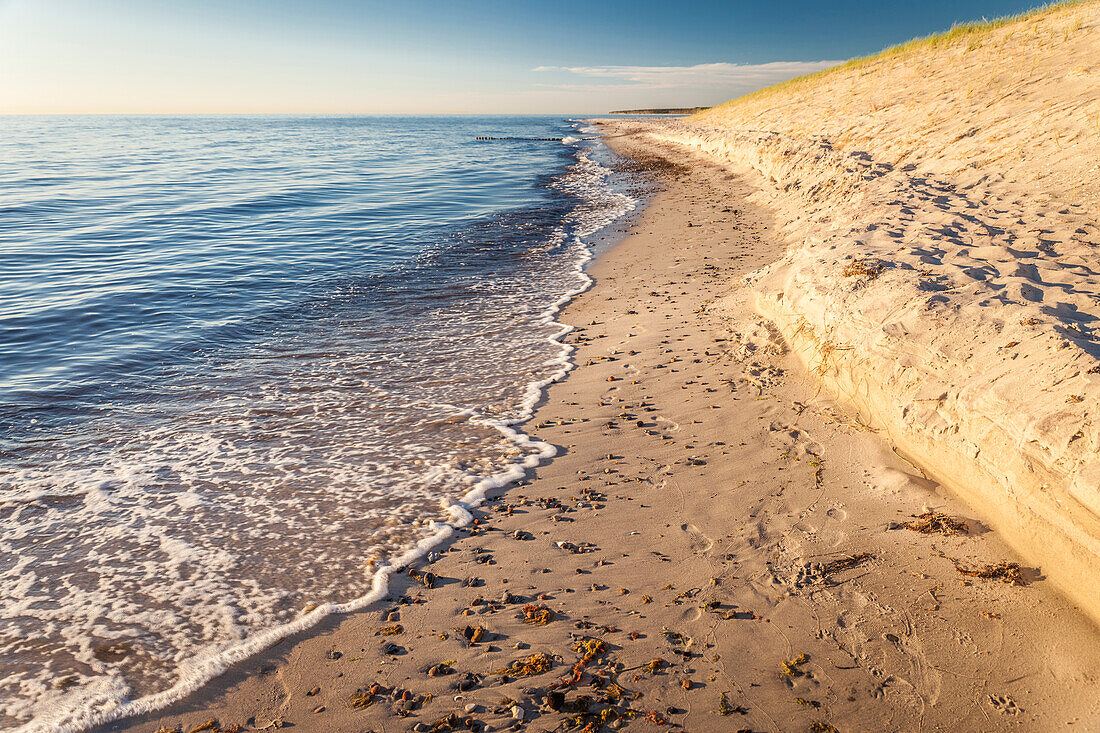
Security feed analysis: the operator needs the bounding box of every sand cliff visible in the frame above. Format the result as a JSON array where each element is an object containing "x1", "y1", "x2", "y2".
[{"x1": 608, "y1": 1, "x2": 1100, "y2": 621}]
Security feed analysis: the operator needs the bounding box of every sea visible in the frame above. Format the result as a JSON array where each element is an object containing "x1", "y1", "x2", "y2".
[{"x1": 0, "y1": 115, "x2": 636, "y2": 731}]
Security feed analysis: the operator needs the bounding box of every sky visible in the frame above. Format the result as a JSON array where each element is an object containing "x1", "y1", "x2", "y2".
[{"x1": 0, "y1": 0, "x2": 1052, "y2": 114}]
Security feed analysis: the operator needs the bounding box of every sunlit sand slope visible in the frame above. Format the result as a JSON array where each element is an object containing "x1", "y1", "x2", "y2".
[{"x1": 628, "y1": 1, "x2": 1100, "y2": 621}]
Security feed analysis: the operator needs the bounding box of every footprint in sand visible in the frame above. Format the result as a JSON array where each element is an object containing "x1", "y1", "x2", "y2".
[
  {"x1": 681, "y1": 523, "x2": 715, "y2": 554},
  {"x1": 768, "y1": 423, "x2": 826, "y2": 460}
]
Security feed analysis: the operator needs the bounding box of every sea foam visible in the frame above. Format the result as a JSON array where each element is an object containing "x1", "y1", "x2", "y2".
[{"x1": 3, "y1": 119, "x2": 635, "y2": 732}]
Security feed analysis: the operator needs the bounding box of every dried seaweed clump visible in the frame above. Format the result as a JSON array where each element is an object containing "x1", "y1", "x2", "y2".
[
  {"x1": 565, "y1": 705, "x2": 634, "y2": 732},
  {"x1": 521, "y1": 603, "x2": 554, "y2": 625},
  {"x1": 842, "y1": 258, "x2": 886, "y2": 280},
  {"x1": 795, "y1": 553, "x2": 873, "y2": 587},
  {"x1": 187, "y1": 722, "x2": 221, "y2": 733},
  {"x1": 903, "y1": 511, "x2": 967, "y2": 535},
  {"x1": 424, "y1": 712, "x2": 478, "y2": 731},
  {"x1": 716, "y1": 692, "x2": 747, "y2": 716},
  {"x1": 614, "y1": 155, "x2": 692, "y2": 179},
  {"x1": 560, "y1": 638, "x2": 607, "y2": 686},
  {"x1": 496, "y1": 652, "x2": 553, "y2": 678},
  {"x1": 183, "y1": 722, "x2": 242, "y2": 733},
  {"x1": 953, "y1": 560, "x2": 1023, "y2": 585},
  {"x1": 820, "y1": 553, "x2": 873, "y2": 575},
  {"x1": 780, "y1": 653, "x2": 809, "y2": 678},
  {"x1": 375, "y1": 623, "x2": 404, "y2": 636},
  {"x1": 810, "y1": 722, "x2": 839, "y2": 733}
]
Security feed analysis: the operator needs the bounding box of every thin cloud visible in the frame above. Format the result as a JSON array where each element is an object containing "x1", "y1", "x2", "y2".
[{"x1": 533, "y1": 61, "x2": 842, "y2": 91}]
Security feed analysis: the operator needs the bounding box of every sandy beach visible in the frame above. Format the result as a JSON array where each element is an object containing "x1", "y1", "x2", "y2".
[
  {"x1": 105, "y1": 127, "x2": 1100, "y2": 733},
  {"x1": 13, "y1": 1, "x2": 1100, "y2": 732},
  {"x1": 87, "y1": 4, "x2": 1100, "y2": 732}
]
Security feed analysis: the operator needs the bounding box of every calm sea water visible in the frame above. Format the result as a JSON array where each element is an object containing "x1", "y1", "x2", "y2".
[{"x1": 0, "y1": 115, "x2": 634, "y2": 730}]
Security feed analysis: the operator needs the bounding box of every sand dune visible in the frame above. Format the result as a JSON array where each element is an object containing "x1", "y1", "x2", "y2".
[{"x1": 608, "y1": 0, "x2": 1100, "y2": 622}]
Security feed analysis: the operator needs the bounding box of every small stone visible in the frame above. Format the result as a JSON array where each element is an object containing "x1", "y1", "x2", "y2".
[
  {"x1": 465, "y1": 703, "x2": 479, "y2": 713},
  {"x1": 455, "y1": 672, "x2": 481, "y2": 691},
  {"x1": 511, "y1": 704, "x2": 525, "y2": 720},
  {"x1": 427, "y1": 663, "x2": 453, "y2": 677}
]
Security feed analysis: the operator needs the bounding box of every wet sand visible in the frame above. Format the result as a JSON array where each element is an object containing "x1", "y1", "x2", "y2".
[{"x1": 106, "y1": 132, "x2": 1100, "y2": 733}]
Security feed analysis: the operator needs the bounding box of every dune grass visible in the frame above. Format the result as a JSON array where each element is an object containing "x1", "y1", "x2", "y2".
[{"x1": 694, "y1": 0, "x2": 1093, "y2": 118}]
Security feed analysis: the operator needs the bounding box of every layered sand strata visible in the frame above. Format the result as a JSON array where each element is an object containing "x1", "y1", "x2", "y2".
[
  {"x1": 105, "y1": 133, "x2": 1100, "y2": 733},
  {"x1": 613, "y1": 0, "x2": 1100, "y2": 624}
]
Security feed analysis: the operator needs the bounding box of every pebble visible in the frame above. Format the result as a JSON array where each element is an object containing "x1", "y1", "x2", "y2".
[
  {"x1": 511, "y1": 704, "x2": 525, "y2": 720},
  {"x1": 465, "y1": 703, "x2": 479, "y2": 713}
]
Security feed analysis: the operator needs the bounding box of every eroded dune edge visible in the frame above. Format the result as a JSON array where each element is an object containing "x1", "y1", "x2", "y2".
[{"x1": 608, "y1": 1, "x2": 1100, "y2": 622}]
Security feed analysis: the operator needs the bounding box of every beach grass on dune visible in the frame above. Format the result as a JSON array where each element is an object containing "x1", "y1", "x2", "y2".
[{"x1": 694, "y1": 0, "x2": 1093, "y2": 117}]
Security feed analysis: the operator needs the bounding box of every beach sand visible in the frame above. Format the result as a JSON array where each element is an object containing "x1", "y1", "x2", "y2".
[
  {"x1": 105, "y1": 131, "x2": 1100, "y2": 733},
  {"x1": 631, "y1": 0, "x2": 1100, "y2": 628}
]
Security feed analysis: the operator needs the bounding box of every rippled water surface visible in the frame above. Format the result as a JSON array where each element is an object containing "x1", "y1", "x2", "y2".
[{"x1": 0, "y1": 115, "x2": 633, "y2": 730}]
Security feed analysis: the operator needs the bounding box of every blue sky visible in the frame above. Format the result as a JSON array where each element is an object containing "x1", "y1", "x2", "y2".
[{"x1": 0, "y1": 0, "x2": 1050, "y2": 113}]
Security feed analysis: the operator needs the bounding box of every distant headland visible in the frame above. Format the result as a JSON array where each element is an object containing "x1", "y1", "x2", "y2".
[{"x1": 607, "y1": 107, "x2": 709, "y2": 115}]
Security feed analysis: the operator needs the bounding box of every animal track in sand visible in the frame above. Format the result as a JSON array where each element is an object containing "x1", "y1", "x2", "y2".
[
  {"x1": 655, "y1": 416, "x2": 680, "y2": 430},
  {"x1": 988, "y1": 694, "x2": 1022, "y2": 716},
  {"x1": 681, "y1": 523, "x2": 715, "y2": 554}
]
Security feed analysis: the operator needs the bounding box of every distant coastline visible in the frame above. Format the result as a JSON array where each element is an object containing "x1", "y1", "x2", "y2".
[{"x1": 607, "y1": 107, "x2": 708, "y2": 115}]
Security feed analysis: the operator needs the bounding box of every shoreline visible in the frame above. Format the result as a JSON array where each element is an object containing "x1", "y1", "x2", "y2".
[
  {"x1": 24, "y1": 134, "x2": 637, "y2": 733},
  {"x1": 102, "y1": 130, "x2": 1100, "y2": 733}
]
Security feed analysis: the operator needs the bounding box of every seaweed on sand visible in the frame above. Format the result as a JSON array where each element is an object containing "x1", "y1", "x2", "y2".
[
  {"x1": 496, "y1": 652, "x2": 553, "y2": 678},
  {"x1": 953, "y1": 560, "x2": 1024, "y2": 585},
  {"x1": 555, "y1": 638, "x2": 608, "y2": 688},
  {"x1": 521, "y1": 603, "x2": 555, "y2": 625},
  {"x1": 780, "y1": 653, "x2": 809, "y2": 678},
  {"x1": 842, "y1": 258, "x2": 886, "y2": 280},
  {"x1": 903, "y1": 511, "x2": 967, "y2": 535}
]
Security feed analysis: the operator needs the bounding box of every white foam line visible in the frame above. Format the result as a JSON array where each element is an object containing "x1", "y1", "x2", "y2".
[{"x1": 19, "y1": 138, "x2": 636, "y2": 733}]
